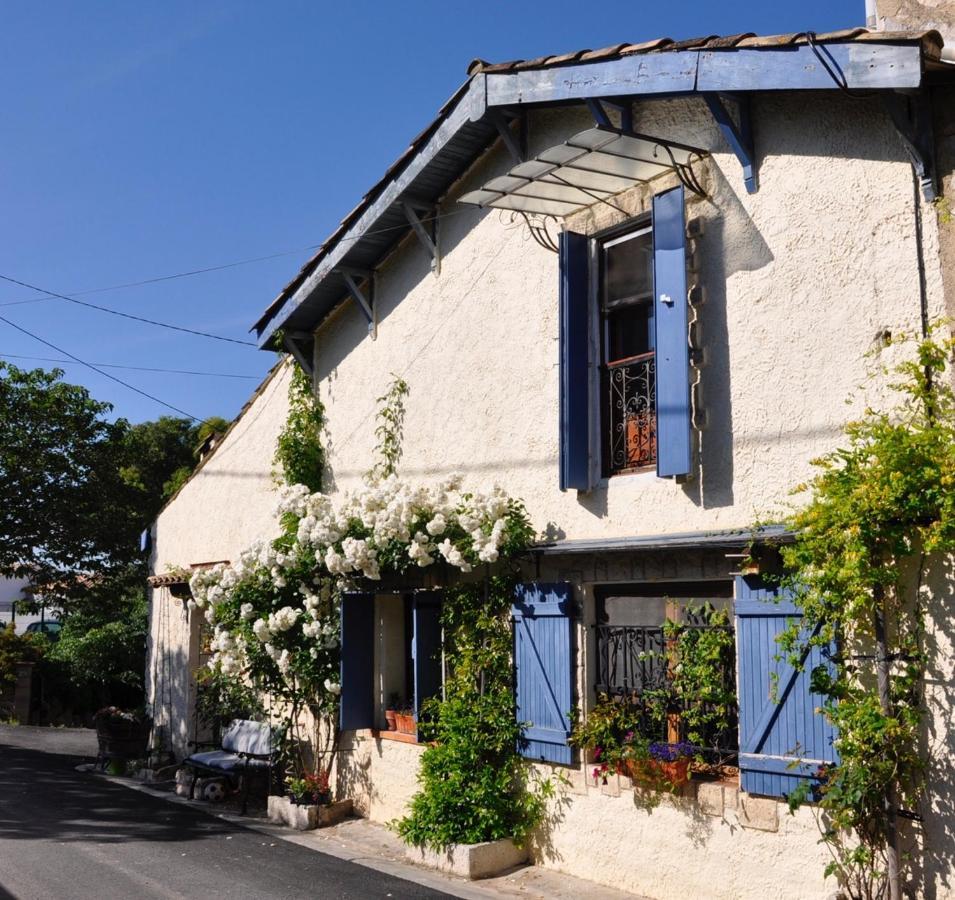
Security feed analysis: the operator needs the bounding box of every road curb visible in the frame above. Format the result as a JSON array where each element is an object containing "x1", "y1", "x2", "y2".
[{"x1": 88, "y1": 769, "x2": 516, "y2": 900}]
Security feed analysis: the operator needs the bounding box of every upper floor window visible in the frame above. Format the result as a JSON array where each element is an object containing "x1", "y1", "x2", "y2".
[
  {"x1": 600, "y1": 226, "x2": 655, "y2": 475},
  {"x1": 558, "y1": 185, "x2": 692, "y2": 491}
]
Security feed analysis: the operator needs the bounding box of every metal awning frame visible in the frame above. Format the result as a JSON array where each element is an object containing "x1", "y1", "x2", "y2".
[{"x1": 459, "y1": 122, "x2": 709, "y2": 220}]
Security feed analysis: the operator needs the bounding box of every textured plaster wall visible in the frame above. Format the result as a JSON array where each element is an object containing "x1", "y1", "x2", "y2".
[
  {"x1": 145, "y1": 363, "x2": 291, "y2": 757},
  {"x1": 315, "y1": 93, "x2": 947, "y2": 547},
  {"x1": 337, "y1": 733, "x2": 426, "y2": 823}
]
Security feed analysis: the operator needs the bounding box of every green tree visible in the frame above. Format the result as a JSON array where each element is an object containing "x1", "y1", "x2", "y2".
[
  {"x1": 0, "y1": 363, "x2": 140, "y2": 601},
  {"x1": 120, "y1": 414, "x2": 231, "y2": 523},
  {"x1": 0, "y1": 363, "x2": 229, "y2": 716}
]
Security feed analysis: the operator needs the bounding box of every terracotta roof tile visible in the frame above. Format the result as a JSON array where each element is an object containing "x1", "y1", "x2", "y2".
[
  {"x1": 704, "y1": 33, "x2": 757, "y2": 49},
  {"x1": 579, "y1": 43, "x2": 631, "y2": 62},
  {"x1": 620, "y1": 38, "x2": 674, "y2": 55}
]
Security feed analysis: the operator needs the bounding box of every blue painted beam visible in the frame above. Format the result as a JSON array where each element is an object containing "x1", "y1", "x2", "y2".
[
  {"x1": 485, "y1": 43, "x2": 923, "y2": 107},
  {"x1": 340, "y1": 271, "x2": 375, "y2": 333},
  {"x1": 703, "y1": 93, "x2": 757, "y2": 193}
]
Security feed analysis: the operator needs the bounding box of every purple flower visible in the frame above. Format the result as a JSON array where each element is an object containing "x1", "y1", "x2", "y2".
[
  {"x1": 593, "y1": 746, "x2": 602, "y2": 761},
  {"x1": 648, "y1": 741, "x2": 695, "y2": 762}
]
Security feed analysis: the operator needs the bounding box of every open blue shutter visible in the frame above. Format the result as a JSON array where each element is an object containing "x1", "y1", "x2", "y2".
[
  {"x1": 735, "y1": 575, "x2": 838, "y2": 798},
  {"x1": 512, "y1": 582, "x2": 574, "y2": 764},
  {"x1": 339, "y1": 592, "x2": 375, "y2": 731},
  {"x1": 652, "y1": 186, "x2": 692, "y2": 478},
  {"x1": 412, "y1": 590, "x2": 442, "y2": 741},
  {"x1": 559, "y1": 230, "x2": 592, "y2": 492}
]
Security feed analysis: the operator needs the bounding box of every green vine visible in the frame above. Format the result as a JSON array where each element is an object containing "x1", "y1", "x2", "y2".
[
  {"x1": 368, "y1": 374, "x2": 408, "y2": 483},
  {"x1": 394, "y1": 503, "x2": 560, "y2": 851},
  {"x1": 275, "y1": 364, "x2": 325, "y2": 492},
  {"x1": 395, "y1": 573, "x2": 555, "y2": 850},
  {"x1": 664, "y1": 605, "x2": 737, "y2": 755},
  {"x1": 780, "y1": 330, "x2": 955, "y2": 899}
]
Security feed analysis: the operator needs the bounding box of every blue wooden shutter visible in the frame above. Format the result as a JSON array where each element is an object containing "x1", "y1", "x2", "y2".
[
  {"x1": 339, "y1": 592, "x2": 375, "y2": 731},
  {"x1": 512, "y1": 582, "x2": 574, "y2": 764},
  {"x1": 412, "y1": 590, "x2": 443, "y2": 741},
  {"x1": 559, "y1": 230, "x2": 592, "y2": 492},
  {"x1": 735, "y1": 575, "x2": 838, "y2": 798},
  {"x1": 651, "y1": 185, "x2": 692, "y2": 478}
]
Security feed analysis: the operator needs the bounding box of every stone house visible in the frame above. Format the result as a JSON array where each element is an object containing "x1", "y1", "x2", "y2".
[{"x1": 146, "y1": 18, "x2": 955, "y2": 900}]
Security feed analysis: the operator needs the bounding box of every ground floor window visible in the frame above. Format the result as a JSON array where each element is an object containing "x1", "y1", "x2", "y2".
[{"x1": 594, "y1": 580, "x2": 737, "y2": 769}]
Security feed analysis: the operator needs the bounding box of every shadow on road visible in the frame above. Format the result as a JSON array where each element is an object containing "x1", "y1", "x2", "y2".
[{"x1": 0, "y1": 743, "x2": 231, "y2": 846}]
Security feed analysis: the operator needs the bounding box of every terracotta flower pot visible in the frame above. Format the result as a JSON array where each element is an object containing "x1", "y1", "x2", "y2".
[
  {"x1": 394, "y1": 712, "x2": 416, "y2": 735},
  {"x1": 384, "y1": 709, "x2": 397, "y2": 731}
]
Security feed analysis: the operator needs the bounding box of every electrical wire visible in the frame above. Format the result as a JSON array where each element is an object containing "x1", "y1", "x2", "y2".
[
  {"x1": 0, "y1": 353, "x2": 261, "y2": 379},
  {"x1": 0, "y1": 207, "x2": 477, "y2": 310},
  {"x1": 0, "y1": 313, "x2": 200, "y2": 421},
  {"x1": 0, "y1": 273, "x2": 257, "y2": 347},
  {"x1": 0, "y1": 244, "x2": 324, "y2": 308}
]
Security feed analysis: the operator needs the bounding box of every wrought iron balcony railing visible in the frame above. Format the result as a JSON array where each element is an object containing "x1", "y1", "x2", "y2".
[
  {"x1": 594, "y1": 622, "x2": 739, "y2": 763},
  {"x1": 605, "y1": 352, "x2": 655, "y2": 474}
]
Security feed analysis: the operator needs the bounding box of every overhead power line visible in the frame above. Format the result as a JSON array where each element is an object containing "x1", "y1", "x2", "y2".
[
  {"x1": 0, "y1": 243, "x2": 324, "y2": 308},
  {"x1": 0, "y1": 206, "x2": 477, "y2": 314},
  {"x1": 0, "y1": 314, "x2": 200, "y2": 421},
  {"x1": 0, "y1": 353, "x2": 260, "y2": 380},
  {"x1": 0, "y1": 273, "x2": 257, "y2": 347}
]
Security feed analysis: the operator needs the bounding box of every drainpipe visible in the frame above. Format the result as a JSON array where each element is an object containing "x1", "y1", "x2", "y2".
[{"x1": 865, "y1": 0, "x2": 878, "y2": 29}]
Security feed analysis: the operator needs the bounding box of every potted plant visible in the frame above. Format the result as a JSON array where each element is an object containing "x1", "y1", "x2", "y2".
[
  {"x1": 268, "y1": 768, "x2": 353, "y2": 831},
  {"x1": 394, "y1": 705, "x2": 416, "y2": 735},
  {"x1": 625, "y1": 741, "x2": 695, "y2": 791},
  {"x1": 384, "y1": 692, "x2": 400, "y2": 731},
  {"x1": 287, "y1": 771, "x2": 332, "y2": 806}
]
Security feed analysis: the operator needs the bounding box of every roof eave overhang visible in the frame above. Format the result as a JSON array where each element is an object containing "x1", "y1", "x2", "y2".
[
  {"x1": 530, "y1": 525, "x2": 795, "y2": 556},
  {"x1": 253, "y1": 39, "x2": 933, "y2": 349}
]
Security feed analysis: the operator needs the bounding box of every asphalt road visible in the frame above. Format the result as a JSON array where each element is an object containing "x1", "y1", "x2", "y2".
[{"x1": 0, "y1": 729, "x2": 451, "y2": 900}]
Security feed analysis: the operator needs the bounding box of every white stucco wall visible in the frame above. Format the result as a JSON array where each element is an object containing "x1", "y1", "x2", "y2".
[
  {"x1": 146, "y1": 362, "x2": 292, "y2": 756},
  {"x1": 313, "y1": 94, "x2": 946, "y2": 547}
]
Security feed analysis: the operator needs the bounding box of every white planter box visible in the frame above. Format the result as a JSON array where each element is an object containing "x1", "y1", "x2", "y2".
[
  {"x1": 267, "y1": 794, "x2": 353, "y2": 831},
  {"x1": 406, "y1": 837, "x2": 528, "y2": 880}
]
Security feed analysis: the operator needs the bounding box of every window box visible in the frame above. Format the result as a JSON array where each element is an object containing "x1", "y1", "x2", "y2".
[{"x1": 267, "y1": 795, "x2": 353, "y2": 831}]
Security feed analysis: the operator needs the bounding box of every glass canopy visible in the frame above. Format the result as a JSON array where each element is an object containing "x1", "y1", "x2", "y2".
[{"x1": 458, "y1": 126, "x2": 706, "y2": 216}]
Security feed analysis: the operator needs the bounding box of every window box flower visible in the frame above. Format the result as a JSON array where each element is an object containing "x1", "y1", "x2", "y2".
[{"x1": 622, "y1": 741, "x2": 694, "y2": 790}]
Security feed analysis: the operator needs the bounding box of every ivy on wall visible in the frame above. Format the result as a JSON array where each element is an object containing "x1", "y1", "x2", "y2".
[{"x1": 274, "y1": 363, "x2": 325, "y2": 493}]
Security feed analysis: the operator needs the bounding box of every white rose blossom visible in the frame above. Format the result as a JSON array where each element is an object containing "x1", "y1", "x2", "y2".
[{"x1": 192, "y1": 477, "x2": 526, "y2": 704}]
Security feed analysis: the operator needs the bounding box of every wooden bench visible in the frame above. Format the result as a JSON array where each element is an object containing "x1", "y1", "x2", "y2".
[{"x1": 182, "y1": 719, "x2": 274, "y2": 814}]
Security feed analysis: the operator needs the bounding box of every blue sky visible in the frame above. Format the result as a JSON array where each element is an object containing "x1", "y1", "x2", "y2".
[{"x1": 1, "y1": 0, "x2": 862, "y2": 424}]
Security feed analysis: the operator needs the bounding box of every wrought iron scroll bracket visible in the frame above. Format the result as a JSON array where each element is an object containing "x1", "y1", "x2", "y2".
[
  {"x1": 883, "y1": 91, "x2": 937, "y2": 201},
  {"x1": 283, "y1": 330, "x2": 314, "y2": 378},
  {"x1": 703, "y1": 93, "x2": 757, "y2": 194},
  {"x1": 589, "y1": 98, "x2": 707, "y2": 199},
  {"x1": 337, "y1": 268, "x2": 376, "y2": 339}
]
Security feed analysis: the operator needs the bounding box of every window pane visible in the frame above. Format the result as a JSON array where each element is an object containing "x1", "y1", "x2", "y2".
[
  {"x1": 603, "y1": 229, "x2": 652, "y2": 308},
  {"x1": 607, "y1": 302, "x2": 653, "y2": 362}
]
